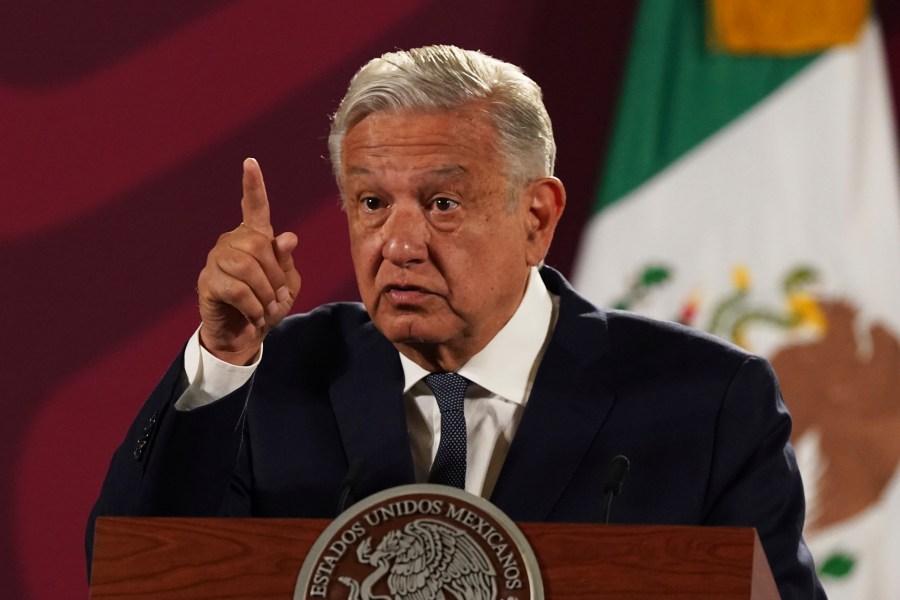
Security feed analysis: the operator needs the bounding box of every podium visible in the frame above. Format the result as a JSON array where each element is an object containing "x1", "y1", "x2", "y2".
[{"x1": 89, "y1": 516, "x2": 781, "y2": 599}]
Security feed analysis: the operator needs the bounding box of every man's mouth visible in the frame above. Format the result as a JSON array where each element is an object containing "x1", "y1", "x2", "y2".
[{"x1": 383, "y1": 285, "x2": 432, "y2": 304}]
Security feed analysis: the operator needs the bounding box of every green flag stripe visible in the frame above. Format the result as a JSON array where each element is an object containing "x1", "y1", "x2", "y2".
[{"x1": 595, "y1": 0, "x2": 817, "y2": 213}]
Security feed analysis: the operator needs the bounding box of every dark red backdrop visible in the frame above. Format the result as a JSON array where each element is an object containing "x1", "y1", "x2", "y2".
[{"x1": 2, "y1": 2, "x2": 898, "y2": 597}]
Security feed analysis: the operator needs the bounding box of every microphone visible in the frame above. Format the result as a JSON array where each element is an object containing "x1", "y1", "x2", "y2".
[
  {"x1": 602, "y1": 455, "x2": 630, "y2": 524},
  {"x1": 337, "y1": 461, "x2": 364, "y2": 515}
]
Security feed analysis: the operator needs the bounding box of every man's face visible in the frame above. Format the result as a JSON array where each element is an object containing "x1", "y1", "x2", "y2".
[{"x1": 340, "y1": 105, "x2": 554, "y2": 369}]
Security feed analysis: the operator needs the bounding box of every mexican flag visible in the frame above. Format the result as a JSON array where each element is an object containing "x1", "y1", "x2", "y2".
[{"x1": 572, "y1": 1, "x2": 900, "y2": 598}]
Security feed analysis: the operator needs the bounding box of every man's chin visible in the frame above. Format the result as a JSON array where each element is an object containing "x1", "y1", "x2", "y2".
[
  {"x1": 382, "y1": 329, "x2": 446, "y2": 347},
  {"x1": 372, "y1": 315, "x2": 452, "y2": 347}
]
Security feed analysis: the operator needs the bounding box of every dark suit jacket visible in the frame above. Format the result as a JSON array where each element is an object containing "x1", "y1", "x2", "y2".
[{"x1": 88, "y1": 267, "x2": 825, "y2": 598}]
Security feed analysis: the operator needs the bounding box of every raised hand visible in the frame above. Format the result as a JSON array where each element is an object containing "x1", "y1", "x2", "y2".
[{"x1": 196, "y1": 158, "x2": 301, "y2": 365}]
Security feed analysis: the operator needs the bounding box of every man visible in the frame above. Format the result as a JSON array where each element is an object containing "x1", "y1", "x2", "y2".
[{"x1": 88, "y1": 45, "x2": 825, "y2": 598}]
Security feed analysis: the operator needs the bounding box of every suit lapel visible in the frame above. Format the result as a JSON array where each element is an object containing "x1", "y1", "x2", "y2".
[
  {"x1": 329, "y1": 322, "x2": 415, "y2": 501},
  {"x1": 491, "y1": 268, "x2": 617, "y2": 521},
  {"x1": 325, "y1": 268, "x2": 617, "y2": 518}
]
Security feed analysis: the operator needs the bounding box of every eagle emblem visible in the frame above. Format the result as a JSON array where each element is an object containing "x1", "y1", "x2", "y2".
[{"x1": 338, "y1": 518, "x2": 498, "y2": 600}]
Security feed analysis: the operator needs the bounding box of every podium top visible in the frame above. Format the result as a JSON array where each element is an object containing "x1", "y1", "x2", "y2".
[{"x1": 90, "y1": 516, "x2": 780, "y2": 599}]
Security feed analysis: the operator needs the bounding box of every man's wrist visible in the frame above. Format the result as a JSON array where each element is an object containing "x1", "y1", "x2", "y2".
[{"x1": 177, "y1": 327, "x2": 262, "y2": 411}]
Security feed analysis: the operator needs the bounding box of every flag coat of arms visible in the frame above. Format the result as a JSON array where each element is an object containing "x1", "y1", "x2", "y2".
[{"x1": 572, "y1": 2, "x2": 900, "y2": 598}]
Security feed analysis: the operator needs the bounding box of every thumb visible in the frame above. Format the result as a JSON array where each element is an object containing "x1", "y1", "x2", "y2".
[
  {"x1": 273, "y1": 231, "x2": 298, "y2": 266},
  {"x1": 273, "y1": 231, "x2": 301, "y2": 296}
]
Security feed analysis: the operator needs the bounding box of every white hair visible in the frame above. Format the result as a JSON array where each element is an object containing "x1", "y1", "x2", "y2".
[{"x1": 328, "y1": 45, "x2": 556, "y2": 196}]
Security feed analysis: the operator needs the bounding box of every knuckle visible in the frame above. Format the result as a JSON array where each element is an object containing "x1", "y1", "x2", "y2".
[
  {"x1": 216, "y1": 229, "x2": 238, "y2": 246},
  {"x1": 223, "y1": 253, "x2": 254, "y2": 279},
  {"x1": 226, "y1": 281, "x2": 253, "y2": 304},
  {"x1": 226, "y1": 284, "x2": 262, "y2": 318},
  {"x1": 246, "y1": 231, "x2": 273, "y2": 254}
]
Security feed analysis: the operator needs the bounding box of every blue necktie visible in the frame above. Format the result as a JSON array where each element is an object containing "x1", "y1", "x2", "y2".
[{"x1": 425, "y1": 372, "x2": 469, "y2": 489}]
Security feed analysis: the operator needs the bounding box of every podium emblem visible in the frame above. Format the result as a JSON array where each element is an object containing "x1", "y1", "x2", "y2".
[{"x1": 294, "y1": 484, "x2": 543, "y2": 599}]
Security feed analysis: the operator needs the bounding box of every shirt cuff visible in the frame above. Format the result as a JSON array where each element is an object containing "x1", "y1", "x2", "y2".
[{"x1": 174, "y1": 327, "x2": 261, "y2": 411}]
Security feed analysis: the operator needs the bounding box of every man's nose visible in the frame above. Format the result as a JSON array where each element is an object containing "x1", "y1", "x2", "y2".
[{"x1": 382, "y1": 206, "x2": 428, "y2": 266}]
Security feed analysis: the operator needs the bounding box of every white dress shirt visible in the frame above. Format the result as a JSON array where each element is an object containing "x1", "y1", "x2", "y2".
[
  {"x1": 176, "y1": 267, "x2": 558, "y2": 499},
  {"x1": 400, "y1": 267, "x2": 557, "y2": 497}
]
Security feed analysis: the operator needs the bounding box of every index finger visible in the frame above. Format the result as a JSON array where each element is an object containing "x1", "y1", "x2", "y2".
[{"x1": 241, "y1": 157, "x2": 273, "y2": 235}]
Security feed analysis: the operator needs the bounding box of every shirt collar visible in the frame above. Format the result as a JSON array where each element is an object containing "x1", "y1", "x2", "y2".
[{"x1": 398, "y1": 267, "x2": 554, "y2": 405}]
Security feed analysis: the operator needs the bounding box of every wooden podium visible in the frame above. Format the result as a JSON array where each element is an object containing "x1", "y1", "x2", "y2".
[{"x1": 90, "y1": 517, "x2": 781, "y2": 599}]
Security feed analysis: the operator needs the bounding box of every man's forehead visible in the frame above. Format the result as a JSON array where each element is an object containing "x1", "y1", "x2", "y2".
[
  {"x1": 339, "y1": 107, "x2": 501, "y2": 186},
  {"x1": 341, "y1": 164, "x2": 473, "y2": 190},
  {"x1": 344, "y1": 106, "x2": 496, "y2": 146}
]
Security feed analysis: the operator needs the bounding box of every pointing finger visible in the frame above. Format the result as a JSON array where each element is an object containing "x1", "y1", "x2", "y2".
[{"x1": 241, "y1": 157, "x2": 273, "y2": 236}]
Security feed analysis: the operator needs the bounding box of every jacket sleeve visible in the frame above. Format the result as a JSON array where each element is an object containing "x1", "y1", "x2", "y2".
[
  {"x1": 85, "y1": 350, "x2": 253, "y2": 577},
  {"x1": 703, "y1": 355, "x2": 826, "y2": 600}
]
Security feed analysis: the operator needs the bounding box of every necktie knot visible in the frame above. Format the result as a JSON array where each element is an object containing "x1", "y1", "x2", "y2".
[
  {"x1": 424, "y1": 372, "x2": 468, "y2": 413},
  {"x1": 424, "y1": 372, "x2": 469, "y2": 489}
]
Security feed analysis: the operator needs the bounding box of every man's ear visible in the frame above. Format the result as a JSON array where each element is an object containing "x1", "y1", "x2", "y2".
[{"x1": 523, "y1": 177, "x2": 566, "y2": 266}]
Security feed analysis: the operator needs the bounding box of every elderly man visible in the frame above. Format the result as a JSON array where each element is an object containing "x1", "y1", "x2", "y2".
[{"x1": 88, "y1": 45, "x2": 825, "y2": 598}]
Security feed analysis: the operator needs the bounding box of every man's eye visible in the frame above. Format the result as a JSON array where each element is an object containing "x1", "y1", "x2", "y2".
[
  {"x1": 432, "y1": 198, "x2": 459, "y2": 212},
  {"x1": 362, "y1": 197, "x2": 384, "y2": 211}
]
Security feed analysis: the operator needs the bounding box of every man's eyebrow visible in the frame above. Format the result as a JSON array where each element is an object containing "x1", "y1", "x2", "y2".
[{"x1": 344, "y1": 166, "x2": 373, "y2": 177}]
